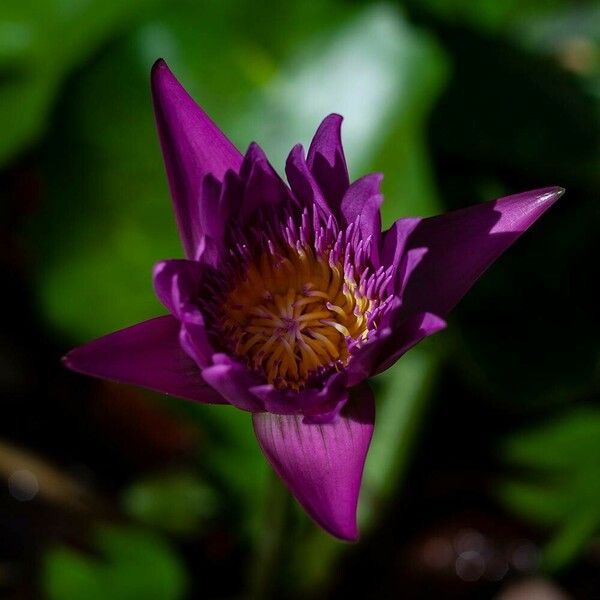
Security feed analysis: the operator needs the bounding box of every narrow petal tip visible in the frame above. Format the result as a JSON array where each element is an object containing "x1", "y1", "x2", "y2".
[
  {"x1": 532, "y1": 185, "x2": 565, "y2": 204},
  {"x1": 322, "y1": 113, "x2": 344, "y2": 126},
  {"x1": 151, "y1": 57, "x2": 167, "y2": 73},
  {"x1": 151, "y1": 58, "x2": 173, "y2": 89},
  {"x1": 61, "y1": 351, "x2": 75, "y2": 370},
  {"x1": 150, "y1": 58, "x2": 243, "y2": 258},
  {"x1": 547, "y1": 186, "x2": 566, "y2": 200},
  {"x1": 399, "y1": 185, "x2": 563, "y2": 317},
  {"x1": 62, "y1": 317, "x2": 227, "y2": 405}
]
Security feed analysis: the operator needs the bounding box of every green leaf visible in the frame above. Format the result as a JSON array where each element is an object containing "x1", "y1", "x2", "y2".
[
  {"x1": 122, "y1": 471, "x2": 218, "y2": 535},
  {"x1": 164, "y1": 397, "x2": 270, "y2": 540},
  {"x1": 43, "y1": 524, "x2": 188, "y2": 600},
  {"x1": 360, "y1": 346, "x2": 441, "y2": 524},
  {"x1": 413, "y1": 0, "x2": 570, "y2": 34},
  {"x1": 0, "y1": 0, "x2": 161, "y2": 166},
  {"x1": 497, "y1": 407, "x2": 600, "y2": 572}
]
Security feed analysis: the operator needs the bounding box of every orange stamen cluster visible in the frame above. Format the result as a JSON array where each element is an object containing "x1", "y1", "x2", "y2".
[{"x1": 221, "y1": 243, "x2": 376, "y2": 390}]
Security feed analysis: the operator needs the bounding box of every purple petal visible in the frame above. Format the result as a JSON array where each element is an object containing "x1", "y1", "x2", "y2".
[
  {"x1": 252, "y1": 384, "x2": 374, "y2": 541},
  {"x1": 153, "y1": 259, "x2": 203, "y2": 317},
  {"x1": 151, "y1": 59, "x2": 243, "y2": 259},
  {"x1": 198, "y1": 174, "x2": 223, "y2": 240},
  {"x1": 346, "y1": 310, "x2": 446, "y2": 385},
  {"x1": 249, "y1": 371, "x2": 349, "y2": 423},
  {"x1": 307, "y1": 114, "x2": 350, "y2": 213},
  {"x1": 396, "y1": 248, "x2": 428, "y2": 295},
  {"x1": 178, "y1": 319, "x2": 214, "y2": 370},
  {"x1": 382, "y1": 218, "x2": 421, "y2": 267},
  {"x1": 239, "y1": 141, "x2": 269, "y2": 181},
  {"x1": 153, "y1": 259, "x2": 215, "y2": 368},
  {"x1": 285, "y1": 144, "x2": 334, "y2": 219},
  {"x1": 240, "y1": 143, "x2": 295, "y2": 220},
  {"x1": 64, "y1": 316, "x2": 226, "y2": 404},
  {"x1": 372, "y1": 312, "x2": 446, "y2": 375},
  {"x1": 201, "y1": 354, "x2": 264, "y2": 412},
  {"x1": 401, "y1": 187, "x2": 564, "y2": 317},
  {"x1": 197, "y1": 174, "x2": 230, "y2": 264},
  {"x1": 340, "y1": 173, "x2": 384, "y2": 241},
  {"x1": 345, "y1": 327, "x2": 393, "y2": 387}
]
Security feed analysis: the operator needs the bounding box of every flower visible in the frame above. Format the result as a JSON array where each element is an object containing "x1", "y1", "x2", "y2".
[{"x1": 64, "y1": 59, "x2": 563, "y2": 541}]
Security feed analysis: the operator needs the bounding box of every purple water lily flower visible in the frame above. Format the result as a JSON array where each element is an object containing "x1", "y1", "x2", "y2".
[{"x1": 64, "y1": 59, "x2": 563, "y2": 541}]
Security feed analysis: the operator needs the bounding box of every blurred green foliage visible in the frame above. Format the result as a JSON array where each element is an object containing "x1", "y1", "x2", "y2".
[
  {"x1": 413, "y1": 0, "x2": 566, "y2": 33},
  {"x1": 122, "y1": 471, "x2": 217, "y2": 536},
  {"x1": 0, "y1": 0, "x2": 161, "y2": 166},
  {"x1": 498, "y1": 408, "x2": 600, "y2": 572},
  {"x1": 43, "y1": 525, "x2": 188, "y2": 600}
]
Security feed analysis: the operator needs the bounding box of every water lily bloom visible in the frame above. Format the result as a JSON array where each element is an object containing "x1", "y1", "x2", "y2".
[{"x1": 64, "y1": 59, "x2": 563, "y2": 541}]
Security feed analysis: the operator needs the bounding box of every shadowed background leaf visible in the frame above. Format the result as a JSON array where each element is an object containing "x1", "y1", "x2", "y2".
[
  {"x1": 497, "y1": 408, "x2": 600, "y2": 572},
  {"x1": 43, "y1": 525, "x2": 188, "y2": 600}
]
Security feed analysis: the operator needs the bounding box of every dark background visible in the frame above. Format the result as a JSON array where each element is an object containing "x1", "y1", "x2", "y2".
[{"x1": 0, "y1": 1, "x2": 598, "y2": 598}]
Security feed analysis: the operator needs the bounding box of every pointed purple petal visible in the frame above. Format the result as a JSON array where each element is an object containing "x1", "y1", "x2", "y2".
[
  {"x1": 151, "y1": 59, "x2": 243, "y2": 258},
  {"x1": 252, "y1": 384, "x2": 375, "y2": 541},
  {"x1": 307, "y1": 114, "x2": 350, "y2": 213},
  {"x1": 64, "y1": 316, "x2": 226, "y2": 404},
  {"x1": 285, "y1": 144, "x2": 334, "y2": 219},
  {"x1": 339, "y1": 173, "x2": 384, "y2": 241},
  {"x1": 196, "y1": 174, "x2": 232, "y2": 264},
  {"x1": 401, "y1": 187, "x2": 564, "y2": 317},
  {"x1": 382, "y1": 217, "x2": 422, "y2": 267},
  {"x1": 239, "y1": 141, "x2": 269, "y2": 181},
  {"x1": 242, "y1": 155, "x2": 294, "y2": 220},
  {"x1": 235, "y1": 143, "x2": 296, "y2": 222}
]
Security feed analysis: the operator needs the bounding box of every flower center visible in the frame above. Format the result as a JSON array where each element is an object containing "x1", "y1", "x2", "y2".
[{"x1": 220, "y1": 243, "x2": 377, "y2": 390}]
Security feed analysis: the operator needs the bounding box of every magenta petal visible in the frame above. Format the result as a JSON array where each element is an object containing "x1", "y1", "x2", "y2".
[
  {"x1": 285, "y1": 144, "x2": 334, "y2": 218},
  {"x1": 64, "y1": 316, "x2": 226, "y2": 404},
  {"x1": 152, "y1": 260, "x2": 215, "y2": 368},
  {"x1": 373, "y1": 312, "x2": 446, "y2": 375},
  {"x1": 345, "y1": 328, "x2": 393, "y2": 386},
  {"x1": 252, "y1": 384, "x2": 375, "y2": 541},
  {"x1": 153, "y1": 259, "x2": 203, "y2": 316},
  {"x1": 340, "y1": 173, "x2": 384, "y2": 241},
  {"x1": 249, "y1": 371, "x2": 349, "y2": 422},
  {"x1": 241, "y1": 150, "x2": 294, "y2": 220},
  {"x1": 197, "y1": 174, "x2": 230, "y2": 264},
  {"x1": 382, "y1": 218, "x2": 421, "y2": 267},
  {"x1": 307, "y1": 114, "x2": 350, "y2": 212},
  {"x1": 402, "y1": 187, "x2": 564, "y2": 317},
  {"x1": 201, "y1": 354, "x2": 264, "y2": 412},
  {"x1": 151, "y1": 59, "x2": 243, "y2": 259},
  {"x1": 177, "y1": 313, "x2": 215, "y2": 370},
  {"x1": 346, "y1": 311, "x2": 446, "y2": 385}
]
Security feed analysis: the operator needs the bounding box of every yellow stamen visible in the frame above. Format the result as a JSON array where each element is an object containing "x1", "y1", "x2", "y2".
[{"x1": 221, "y1": 243, "x2": 377, "y2": 390}]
